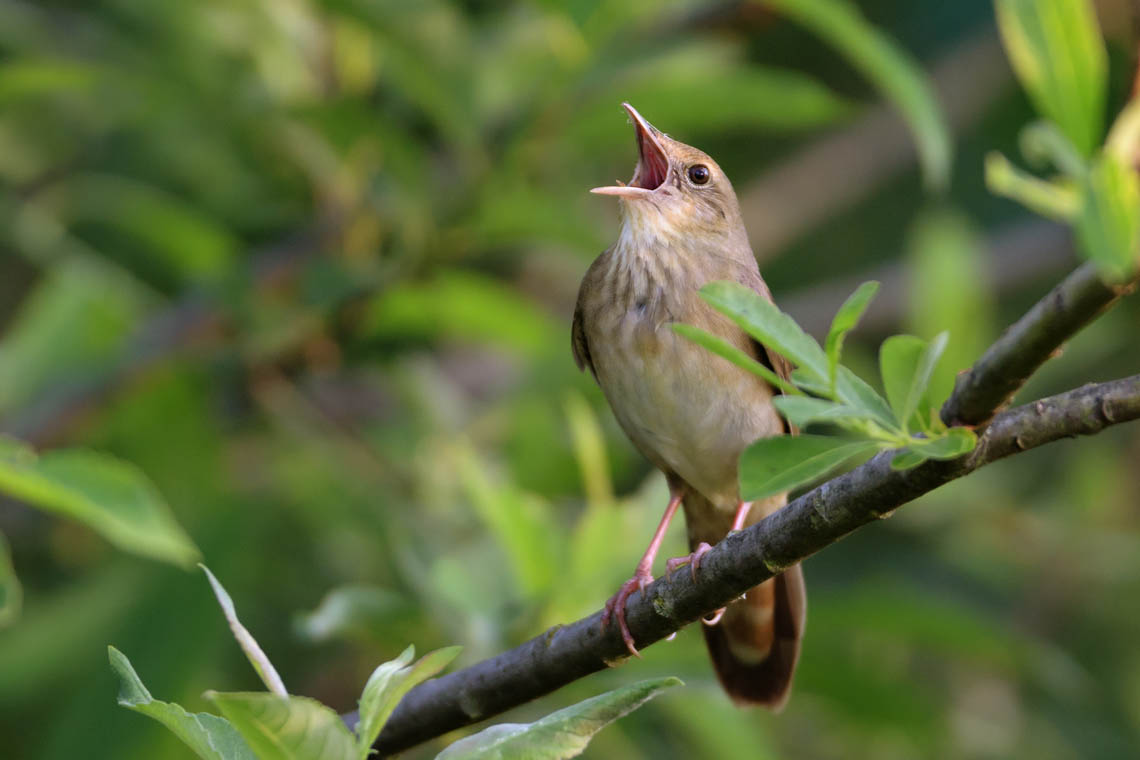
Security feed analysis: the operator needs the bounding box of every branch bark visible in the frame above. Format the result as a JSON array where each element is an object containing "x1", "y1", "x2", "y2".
[{"x1": 369, "y1": 264, "x2": 1139, "y2": 756}]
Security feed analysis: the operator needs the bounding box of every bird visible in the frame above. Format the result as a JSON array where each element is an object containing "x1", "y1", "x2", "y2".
[{"x1": 571, "y1": 103, "x2": 806, "y2": 708}]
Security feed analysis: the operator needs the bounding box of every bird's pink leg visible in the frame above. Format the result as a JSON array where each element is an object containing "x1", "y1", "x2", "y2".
[
  {"x1": 665, "y1": 501, "x2": 753, "y2": 626},
  {"x1": 729, "y1": 500, "x2": 753, "y2": 532},
  {"x1": 601, "y1": 490, "x2": 683, "y2": 657}
]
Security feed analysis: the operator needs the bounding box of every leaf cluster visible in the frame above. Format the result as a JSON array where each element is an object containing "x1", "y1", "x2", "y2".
[
  {"x1": 988, "y1": 0, "x2": 1140, "y2": 280},
  {"x1": 677, "y1": 281, "x2": 976, "y2": 501},
  {"x1": 109, "y1": 567, "x2": 679, "y2": 760}
]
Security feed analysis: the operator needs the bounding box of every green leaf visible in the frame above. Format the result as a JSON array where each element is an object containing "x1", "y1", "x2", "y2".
[
  {"x1": 207, "y1": 692, "x2": 357, "y2": 760},
  {"x1": 995, "y1": 0, "x2": 1107, "y2": 156},
  {"x1": 833, "y1": 367, "x2": 898, "y2": 429},
  {"x1": 0, "y1": 259, "x2": 147, "y2": 416},
  {"x1": 700, "y1": 281, "x2": 828, "y2": 381},
  {"x1": 764, "y1": 0, "x2": 951, "y2": 189},
  {"x1": 1019, "y1": 121, "x2": 1087, "y2": 178},
  {"x1": 0, "y1": 531, "x2": 20, "y2": 628},
  {"x1": 1075, "y1": 152, "x2": 1140, "y2": 281},
  {"x1": 788, "y1": 367, "x2": 895, "y2": 429},
  {"x1": 890, "y1": 450, "x2": 928, "y2": 471},
  {"x1": 63, "y1": 174, "x2": 240, "y2": 283},
  {"x1": 108, "y1": 646, "x2": 256, "y2": 760},
  {"x1": 771, "y1": 396, "x2": 886, "y2": 433},
  {"x1": 739, "y1": 436, "x2": 877, "y2": 502},
  {"x1": 771, "y1": 396, "x2": 847, "y2": 428},
  {"x1": 0, "y1": 440, "x2": 199, "y2": 567},
  {"x1": 355, "y1": 645, "x2": 462, "y2": 757},
  {"x1": 825, "y1": 281, "x2": 879, "y2": 391},
  {"x1": 435, "y1": 677, "x2": 682, "y2": 760},
  {"x1": 672, "y1": 324, "x2": 801, "y2": 396},
  {"x1": 879, "y1": 334, "x2": 947, "y2": 431},
  {"x1": 985, "y1": 151, "x2": 1080, "y2": 221},
  {"x1": 908, "y1": 428, "x2": 978, "y2": 460},
  {"x1": 201, "y1": 565, "x2": 288, "y2": 697}
]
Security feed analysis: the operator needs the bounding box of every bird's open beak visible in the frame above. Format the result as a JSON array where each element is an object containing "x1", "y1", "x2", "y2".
[{"x1": 591, "y1": 103, "x2": 670, "y2": 198}]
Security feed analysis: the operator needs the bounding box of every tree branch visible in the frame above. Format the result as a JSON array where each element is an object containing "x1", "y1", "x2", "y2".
[
  {"x1": 371, "y1": 375, "x2": 1140, "y2": 755},
  {"x1": 941, "y1": 263, "x2": 1137, "y2": 426},
  {"x1": 370, "y1": 264, "x2": 1139, "y2": 755}
]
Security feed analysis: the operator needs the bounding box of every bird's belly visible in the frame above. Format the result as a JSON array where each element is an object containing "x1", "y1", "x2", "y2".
[{"x1": 592, "y1": 314, "x2": 782, "y2": 509}]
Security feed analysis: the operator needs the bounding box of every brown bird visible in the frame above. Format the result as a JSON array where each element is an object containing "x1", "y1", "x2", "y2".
[{"x1": 572, "y1": 103, "x2": 806, "y2": 708}]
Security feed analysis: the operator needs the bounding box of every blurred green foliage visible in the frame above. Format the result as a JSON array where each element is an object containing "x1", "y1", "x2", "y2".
[{"x1": 1, "y1": 1, "x2": 1140, "y2": 759}]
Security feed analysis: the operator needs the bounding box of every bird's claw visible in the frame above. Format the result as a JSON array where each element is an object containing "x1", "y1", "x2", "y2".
[
  {"x1": 701, "y1": 607, "x2": 726, "y2": 626},
  {"x1": 665, "y1": 542, "x2": 713, "y2": 581},
  {"x1": 601, "y1": 571, "x2": 653, "y2": 657},
  {"x1": 665, "y1": 543, "x2": 724, "y2": 625}
]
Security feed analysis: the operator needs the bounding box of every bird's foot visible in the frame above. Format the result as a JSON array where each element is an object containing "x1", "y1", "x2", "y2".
[
  {"x1": 665, "y1": 543, "x2": 725, "y2": 625},
  {"x1": 601, "y1": 569, "x2": 654, "y2": 657},
  {"x1": 665, "y1": 542, "x2": 713, "y2": 581}
]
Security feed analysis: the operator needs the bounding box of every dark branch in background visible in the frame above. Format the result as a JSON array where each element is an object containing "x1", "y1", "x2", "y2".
[{"x1": 369, "y1": 265, "x2": 1139, "y2": 756}]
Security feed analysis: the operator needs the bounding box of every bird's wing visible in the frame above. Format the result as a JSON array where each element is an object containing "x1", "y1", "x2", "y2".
[{"x1": 571, "y1": 299, "x2": 595, "y2": 379}]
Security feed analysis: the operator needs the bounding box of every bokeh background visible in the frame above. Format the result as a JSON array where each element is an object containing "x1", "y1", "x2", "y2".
[{"x1": 2, "y1": 0, "x2": 1140, "y2": 758}]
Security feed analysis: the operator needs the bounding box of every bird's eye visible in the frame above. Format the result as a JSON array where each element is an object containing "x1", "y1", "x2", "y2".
[{"x1": 687, "y1": 164, "x2": 710, "y2": 185}]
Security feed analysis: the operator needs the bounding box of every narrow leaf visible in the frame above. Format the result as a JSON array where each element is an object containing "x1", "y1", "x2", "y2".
[
  {"x1": 207, "y1": 692, "x2": 357, "y2": 760},
  {"x1": 108, "y1": 647, "x2": 255, "y2": 760},
  {"x1": 771, "y1": 396, "x2": 886, "y2": 432},
  {"x1": 201, "y1": 565, "x2": 288, "y2": 697},
  {"x1": 1019, "y1": 121, "x2": 1087, "y2": 178},
  {"x1": 995, "y1": 0, "x2": 1107, "y2": 156},
  {"x1": 880, "y1": 334, "x2": 947, "y2": 431},
  {"x1": 435, "y1": 677, "x2": 682, "y2": 760},
  {"x1": 700, "y1": 281, "x2": 828, "y2": 381},
  {"x1": 825, "y1": 281, "x2": 879, "y2": 391},
  {"x1": 985, "y1": 151, "x2": 1080, "y2": 221},
  {"x1": 771, "y1": 396, "x2": 847, "y2": 428},
  {"x1": 890, "y1": 450, "x2": 928, "y2": 471},
  {"x1": 764, "y1": 0, "x2": 951, "y2": 189},
  {"x1": 355, "y1": 645, "x2": 462, "y2": 757},
  {"x1": 1075, "y1": 152, "x2": 1140, "y2": 281},
  {"x1": 910, "y1": 332, "x2": 949, "y2": 420},
  {"x1": 908, "y1": 427, "x2": 978, "y2": 460},
  {"x1": 0, "y1": 439, "x2": 199, "y2": 567},
  {"x1": 739, "y1": 436, "x2": 877, "y2": 502},
  {"x1": 833, "y1": 367, "x2": 897, "y2": 429},
  {"x1": 672, "y1": 324, "x2": 801, "y2": 395}
]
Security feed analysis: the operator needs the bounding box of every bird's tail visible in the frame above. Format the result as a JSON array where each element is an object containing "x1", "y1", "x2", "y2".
[{"x1": 684, "y1": 492, "x2": 806, "y2": 709}]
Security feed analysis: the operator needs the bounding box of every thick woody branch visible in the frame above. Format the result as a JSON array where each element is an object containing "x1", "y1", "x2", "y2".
[
  {"x1": 368, "y1": 262, "x2": 1139, "y2": 754},
  {"x1": 371, "y1": 375, "x2": 1140, "y2": 754}
]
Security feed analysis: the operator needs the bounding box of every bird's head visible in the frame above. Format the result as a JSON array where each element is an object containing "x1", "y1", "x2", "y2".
[{"x1": 592, "y1": 103, "x2": 746, "y2": 250}]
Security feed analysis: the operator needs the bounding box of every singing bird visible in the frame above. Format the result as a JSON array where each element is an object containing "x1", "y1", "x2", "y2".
[{"x1": 572, "y1": 103, "x2": 806, "y2": 708}]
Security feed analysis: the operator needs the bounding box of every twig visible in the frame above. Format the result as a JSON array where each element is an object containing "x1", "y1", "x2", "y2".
[
  {"x1": 371, "y1": 374, "x2": 1140, "y2": 755},
  {"x1": 941, "y1": 264, "x2": 1138, "y2": 426}
]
